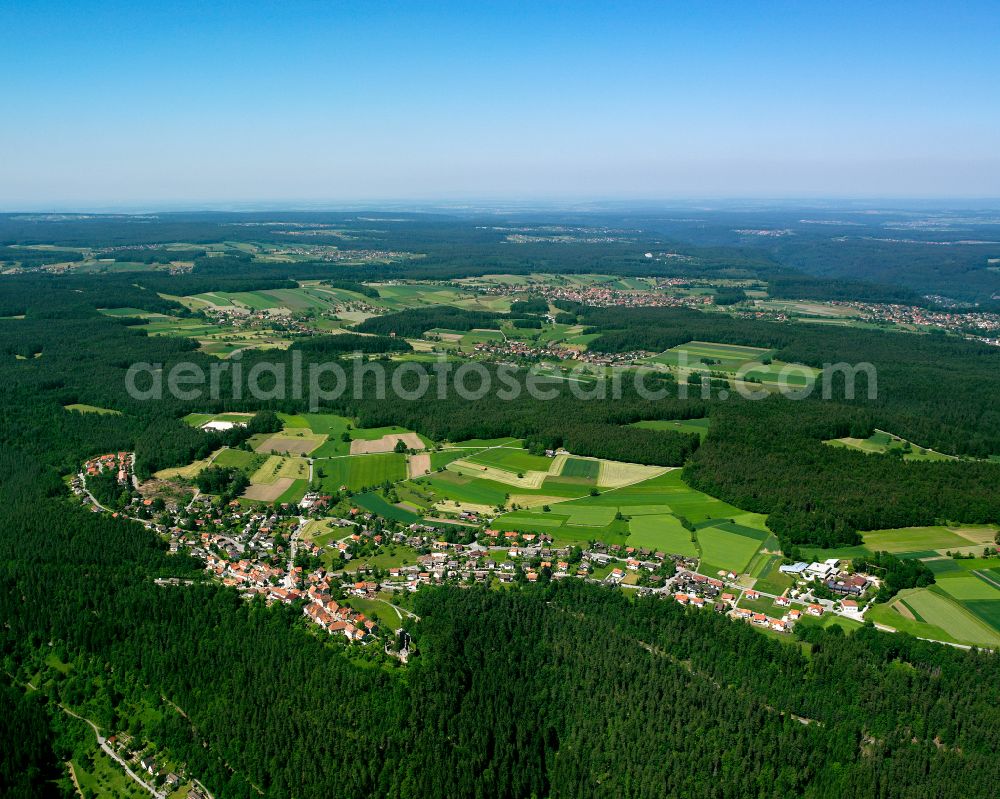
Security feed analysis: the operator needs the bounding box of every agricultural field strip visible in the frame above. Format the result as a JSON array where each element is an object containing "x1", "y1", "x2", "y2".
[{"x1": 490, "y1": 466, "x2": 681, "y2": 517}]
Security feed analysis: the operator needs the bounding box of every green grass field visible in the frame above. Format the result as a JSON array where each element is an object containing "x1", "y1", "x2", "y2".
[
  {"x1": 629, "y1": 417, "x2": 711, "y2": 439},
  {"x1": 276, "y1": 479, "x2": 309, "y2": 505},
  {"x1": 350, "y1": 424, "x2": 415, "y2": 441},
  {"x1": 864, "y1": 526, "x2": 971, "y2": 554},
  {"x1": 560, "y1": 505, "x2": 617, "y2": 527},
  {"x1": 465, "y1": 447, "x2": 553, "y2": 473},
  {"x1": 825, "y1": 430, "x2": 957, "y2": 462},
  {"x1": 414, "y1": 472, "x2": 510, "y2": 507},
  {"x1": 698, "y1": 526, "x2": 764, "y2": 575},
  {"x1": 750, "y1": 555, "x2": 794, "y2": 595},
  {"x1": 626, "y1": 514, "x2": 698, "y2": 556},
  {"x1": 346, "y1": 597, "x2": 405, "y2": 631},
  {"x1": 936, "y1": 573, "x2": 1000, "y2": 601},
  {"x1": 880, "y1": 587, "x2": 1000, "y2": 646},
  {"x1": 549, "y1": 471, "x2": 765, "y2": 537},
  {"x1": 482, "y1": 468, "x2": 770, "y2": 560},
  {"x1": 493, "y1": 511, "x2": 569, "y2": 532},
  {"x1": 64, "y1": 403, "x2": 122, "y2": 415},
  {"x1": 314, "y1": 453, "x2": 407, "y2": 492},
  {"x1": 446, "y1": 437, "x2": 522, "y2": 449},
  {"x1": 964, "y1": 600, "x2": 1000, "y2": 632},
  {"x1": 652, "y1": 340, "x2": 771, "y2": 370},
  {"x1": 212, "y1": 448, "x2": 267, "y2": 473},
  {"x1": 866, "y1": 601, "x2": 959, "y2": 644},
  {"x1": 303, "y1": 413, "x2": 355, "y2": 457},
  {"x1": 429, "y1": 449, "x2": 481, "y2": 470},
  {"x1": 559, "y1": 457, "x2": 601, "y2": 479},
  {"x1": 353, "y1": 492, "x2": 421, "y2": 523}
]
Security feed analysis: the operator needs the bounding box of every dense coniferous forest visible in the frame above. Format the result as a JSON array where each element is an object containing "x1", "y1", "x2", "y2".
[
  {"x1": 355, "y1": 307, "x2": 509, "y2": 337},
  {"x1": 291, "y1": 333, "x2": 413, "y2": 355},
  {"x1": 2, "y1": 214, "x2": 1000, "y2": 797}
]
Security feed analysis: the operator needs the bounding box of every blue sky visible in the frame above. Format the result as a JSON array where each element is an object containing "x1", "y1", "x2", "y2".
[{"x1": 1, "y1": 0, "x2": 998, "y2": 207}]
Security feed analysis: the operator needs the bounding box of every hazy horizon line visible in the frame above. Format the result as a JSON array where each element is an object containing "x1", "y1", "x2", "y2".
[{"x1": 4, "y1": 196, "x2": 1000, "y2": 216}]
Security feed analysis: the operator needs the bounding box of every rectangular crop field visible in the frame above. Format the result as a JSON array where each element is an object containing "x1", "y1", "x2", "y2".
[
  {"x1": 446, "y1": 437, "x2": 522, "y2": 449},
  {"x1": 255, "y1": 430, "x2": 327, "y2": 456},
  {"x1": 964, "y1": 600, "x2": 1000, "y2": 632},
  {"x1": 276, "y1": 479, "x2": 308, "y2": 505},
  {"x1": 315, "y1": 453, "x2": 407, "y2": 492},
  {"x1": 902, "y1": 588, "x2": 1000, "y2": 646},
  {"x1": 863, "y1": 526, "x2": 970, "y2": 554},
  {"x1": 560, "y1": 506, "x2": 617, "y2": 527},
  {"x1": 465, "y1": 447, "x2": 554, "y2": 473},
  {"x1": 494, "y1": 511, "x2": 569, "y2": 532},
  {"x1": 353, "y1": 492, "x2": 421, "y2": 523},
  {"x1": 559, "y1": 457, "x2": 601, "y2": 479},
  {"x1": 429, "y1": 449, "x2": 478, "y2": 470},
  {"x1": 936, "y1": 573, "x2": 1000, "y2": 601},
  {"x1": 414, "y1": 472, "x2": 509, "y2": 507},
  {"x1": 626, "y1": 514, "x2": 698, "y2": 557},
  {"x1": 698, "y1": 525, "x2": 764, "y2": 574},
  {"x1": 596, "y1": 460, "x2": 668, "y2": 488}
]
